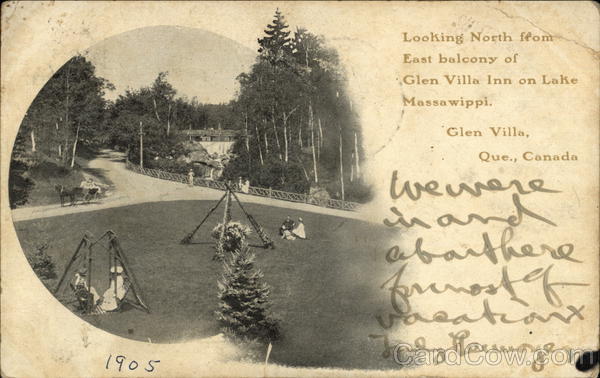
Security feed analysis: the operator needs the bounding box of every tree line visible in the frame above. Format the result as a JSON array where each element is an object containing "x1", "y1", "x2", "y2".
[
  {"x1": 9, "y1": 59, "x2": 234, "y2": 207},
  {"x1": 10, "y1": 9, "x2": 370, "y2": 208},
  {"x1": 223, "y1": 9, "x2": 369, "y2": 201},
  {"x1": 106, "y1": 71, "x2": 242, "y2": 161}
]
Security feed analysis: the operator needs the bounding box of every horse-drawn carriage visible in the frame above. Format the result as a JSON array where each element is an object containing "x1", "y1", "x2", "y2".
[{"x1": 55, "y1": 185, "x2": 100, "y2": 207}]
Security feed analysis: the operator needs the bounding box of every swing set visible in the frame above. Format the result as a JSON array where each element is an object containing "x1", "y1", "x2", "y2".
[
  {"x1": 54, "y1": 230, "x2": 150, "y2": 315},
  {"x1": 180, "y1": 182, "x2": 275, "y2": 249},
  {"x1": 54, "y1": 183, "x2": 271, "y2": 315}
]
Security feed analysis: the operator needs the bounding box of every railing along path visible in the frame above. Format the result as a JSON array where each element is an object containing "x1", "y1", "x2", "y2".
[{"x1": 126, "y1": 161, "x2": 359, "y2": 211}]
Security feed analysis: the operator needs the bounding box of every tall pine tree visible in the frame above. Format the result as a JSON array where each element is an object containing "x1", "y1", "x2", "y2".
[{"x1": 258, "y1": 9, "x2": 292, "y2": 65}]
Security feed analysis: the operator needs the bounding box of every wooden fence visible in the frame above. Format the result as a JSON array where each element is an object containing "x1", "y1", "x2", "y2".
[{"x1": 125, "y1": 162, "x2": 360, "y2": 212}]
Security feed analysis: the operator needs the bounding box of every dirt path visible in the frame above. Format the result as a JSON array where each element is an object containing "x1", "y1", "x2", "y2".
[{"x1": 11, "y1": 149, "x2": 363, "y2": 222}]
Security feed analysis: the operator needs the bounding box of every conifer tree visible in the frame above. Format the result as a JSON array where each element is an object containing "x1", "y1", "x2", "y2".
[
  {"x1": 258, "y1": 8, "x2": 292, "y2": 64},
  {"x1": 215, "y1": 227, "x2": 279, "y2": 342}
]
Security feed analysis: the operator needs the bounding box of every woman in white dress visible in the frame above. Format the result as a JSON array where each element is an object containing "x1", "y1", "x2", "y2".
[
  {"x1": 292, "y1": 217, "x2": 306, "y2": 239},
  {"x1": 99, "y1": 265, "x2": 127, "y2": 312}
]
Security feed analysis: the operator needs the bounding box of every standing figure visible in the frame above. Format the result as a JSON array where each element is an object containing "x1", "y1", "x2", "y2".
[{"x1": 187, "y1": 169, "x2": 195, "y2": 187}]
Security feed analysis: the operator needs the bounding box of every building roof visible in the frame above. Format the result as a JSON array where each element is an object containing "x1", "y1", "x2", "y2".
[{"x1": 180, "y1": 129, "x2": 244, "y2": 137}]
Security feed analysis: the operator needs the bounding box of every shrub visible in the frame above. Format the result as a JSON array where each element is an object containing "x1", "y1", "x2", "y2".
[
  {"x1": 254, "y1": 159, "x2": 310, "y2": 193},
  {"x1": 323, "y1": 178, "x2": 373, "y2": 203},
  {"x1": 29, "y1": 244, "x2": 57, "y2": 280},
  {"x1": 344, "y1": 180, "x2": 373, "y2": 203},
  {"x1": 9, "y1": 135, "x2": 37, "y2": 209},
  {"x1": 211, "y1": 222, "x2": 252, "y2": 253},
  {"x1": 216, "y1": 246, "x2": 280, "y2": 343},
  {"x1": 149, "y1": 158, "x2": 193, "y2": 175},
  {"x1": 9, "y1": 159, "x2": 34, "y2": 209},
  {"x1": 211, "y1": 221, "x2": 251, "y2": 261}
]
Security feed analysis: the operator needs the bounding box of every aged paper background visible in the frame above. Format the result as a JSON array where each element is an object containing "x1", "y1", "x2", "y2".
[{"x1": 1, "y1": 1, "x2": 598, "y2": 376}]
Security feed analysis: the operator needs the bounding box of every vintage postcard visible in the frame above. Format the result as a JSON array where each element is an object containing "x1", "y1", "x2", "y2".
[{"x1": 1, "y1": 1, "x2": 598, "y2": 376}]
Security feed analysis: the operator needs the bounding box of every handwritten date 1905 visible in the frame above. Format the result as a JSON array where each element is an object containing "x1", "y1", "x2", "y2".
[{"x1": 106, "y1": 354, "x2": 160, "y2": 373}]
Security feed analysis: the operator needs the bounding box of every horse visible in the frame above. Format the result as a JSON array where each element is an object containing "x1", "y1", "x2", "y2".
[{"x1": 55, "y1": 185, "x2": 85, "y2": 206}]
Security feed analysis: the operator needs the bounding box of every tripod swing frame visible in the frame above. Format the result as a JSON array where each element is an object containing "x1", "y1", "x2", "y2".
[
  {"x1": 54, "y1": 231, "x2": 150, "y2": 314},
  {"x1": 180, "y1": 182, "x2": 274, "y2": 249}
]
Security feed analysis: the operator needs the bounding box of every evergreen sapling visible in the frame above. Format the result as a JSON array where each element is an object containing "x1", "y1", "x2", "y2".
[{"x1": 215, "y1": 224, "x2": 279, "y2": 342}]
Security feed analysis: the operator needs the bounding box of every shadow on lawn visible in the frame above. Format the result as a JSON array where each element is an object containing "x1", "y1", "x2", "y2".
[{"x1": 13, "y1": 200, "x2": 400, "y2": 370}]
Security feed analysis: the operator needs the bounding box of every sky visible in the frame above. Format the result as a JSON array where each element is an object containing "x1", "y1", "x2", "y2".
[{"x1": 83, "y1": 25, "x2": 257, "y2": 104}]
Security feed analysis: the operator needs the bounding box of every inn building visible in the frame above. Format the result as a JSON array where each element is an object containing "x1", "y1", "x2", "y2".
[{"x1": 180, "y1": 128, "x2": 246, "y2": 154}]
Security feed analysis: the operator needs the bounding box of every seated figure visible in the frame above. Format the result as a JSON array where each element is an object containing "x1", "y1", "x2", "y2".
[
  {"x1": 279, "y1": 216, "x2": 295, "y2": 239},
  {"x1": 80, "y1": 178, "x2": 94, "y2": 189},
  {"x1": 80, "y1": 177, "x2": 105, "y2": 193},
  {"x1": 292, "y1": 217, "x2": 306, "y2": 240},
  {"x1": 98, "y1": 265, "x2": 128, "y2": 312},
  {"x1": 70, "y1": 267, "x2": 100, "y2": 312}
]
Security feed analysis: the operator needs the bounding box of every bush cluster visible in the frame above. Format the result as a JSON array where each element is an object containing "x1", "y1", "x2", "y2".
[
  {"x1": 29, "y1": 244, "x2": 57, "y2": 280},
  {"x1": 148, "y1": 158, "x2": 194, "y2": 175}
]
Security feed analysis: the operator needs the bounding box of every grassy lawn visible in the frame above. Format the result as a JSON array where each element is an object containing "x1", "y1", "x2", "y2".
[{"x1": 13, "y1": 200, "x2": 399, "y2": 370}]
